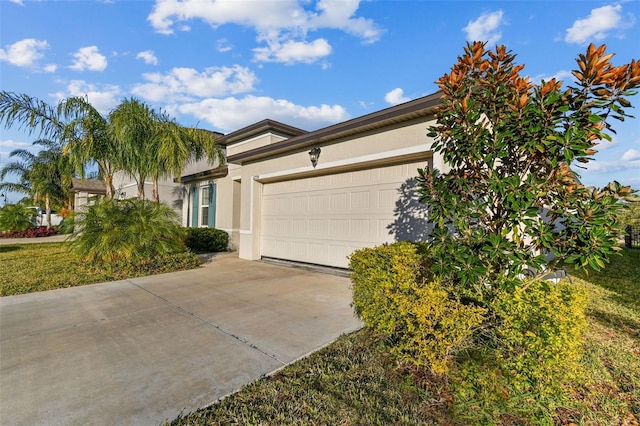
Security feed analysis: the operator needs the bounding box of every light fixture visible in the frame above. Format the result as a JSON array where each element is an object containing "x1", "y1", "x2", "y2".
[{"x1": 308, "y1": 147, "x2": 321, "y2": 168}]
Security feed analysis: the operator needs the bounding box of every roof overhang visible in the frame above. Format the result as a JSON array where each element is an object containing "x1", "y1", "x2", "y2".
[
  {"x1": 217, "y1": 119, "x2": 308, "y2": 146},
  {"x1": 226, "y1": 92, "x2": 442, "y2": 165},
  {"x1": 70, "y1": 178, "x2": 107, "y2": 194},
  {"x1": 178, "y1": 166, "x2": 229, "y2": 183}
]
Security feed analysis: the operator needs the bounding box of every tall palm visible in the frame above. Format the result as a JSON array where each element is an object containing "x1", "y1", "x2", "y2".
[
  {"x1": 0, "y1": 91, "x2": 121, "y2": 198},
  {"x1": 0, "y1": 139, "x2": 73, "y2": 228},
  {"x1": 109, "y1": 98, "x2": 157, "y2": 199},
  {"x1": 110, "y1": 98, "x2": 223, "y2": 202},
  {"x1": 153, "y1": 112, "x2": 223, "y2": 203}
]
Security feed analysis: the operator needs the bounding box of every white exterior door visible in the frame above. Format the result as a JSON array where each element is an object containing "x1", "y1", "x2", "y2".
[{"x1": 260, "y1": 162, "x2": 427, "y2": 268}]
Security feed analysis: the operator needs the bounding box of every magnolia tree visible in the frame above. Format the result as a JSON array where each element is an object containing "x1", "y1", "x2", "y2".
[{"x1": 418, "y1": 42, "x2": 639, "y2": 302}]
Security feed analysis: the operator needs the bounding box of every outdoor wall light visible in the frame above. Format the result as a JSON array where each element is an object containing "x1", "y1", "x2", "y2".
[{"x1": 309, "y1": 147, "x2": 321, "y2": 168}]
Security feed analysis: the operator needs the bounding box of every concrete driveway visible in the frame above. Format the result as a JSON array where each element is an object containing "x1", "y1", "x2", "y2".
[{"x1": 0, "y1": 253, "x2": 362, "y2": 425}]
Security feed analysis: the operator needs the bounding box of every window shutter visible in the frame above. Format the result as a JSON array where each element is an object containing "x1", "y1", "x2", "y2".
[
  {"x1": 191, "y1": 185, "x2": 199, "y2": 227},
  {"x1": 208, "y1": 183, "x2": 216, "y2": 227}
]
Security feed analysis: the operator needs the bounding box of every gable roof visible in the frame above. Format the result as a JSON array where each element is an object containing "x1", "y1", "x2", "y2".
[
  {"x1": 226, "y1": 92, "x2": 442, "y2": 165},
  {"x1": 216, "y1": 119, "x2": 308, "y2": 146}
]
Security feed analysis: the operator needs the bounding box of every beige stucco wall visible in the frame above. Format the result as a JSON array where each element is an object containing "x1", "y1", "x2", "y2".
[
  {"x1": 226, "y1": 116, "x2": 439, "y2": 260},
  {"x1": 178, "y1": 113, "x2": 443, "y2": 260},
  {"x1": 226, "y1": 133, "x2": 290, "y2": 158}
]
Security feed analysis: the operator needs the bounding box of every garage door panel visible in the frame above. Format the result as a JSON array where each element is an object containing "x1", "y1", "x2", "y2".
[{"x1": 261, "y1": 162, "x2": 426, "y2": 268}]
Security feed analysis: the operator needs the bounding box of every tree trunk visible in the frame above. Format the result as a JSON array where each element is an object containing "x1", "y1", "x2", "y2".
[
  {"x1": 104, "y1": 174, "x2": 115, "y2": 199},
  {"x1": 137, "y1": 180, "x2": 145, "y2": 199},
  {"x1": 45, "y1": 193, "x2": 51, "y2": 229},
  {"x1": 152, "y1": 178, "x2": 159, "y2": 203}
]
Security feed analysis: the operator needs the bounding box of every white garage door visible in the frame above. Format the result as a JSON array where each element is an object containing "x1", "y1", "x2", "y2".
[{"x1": 260, "y1": 161, "x2": 426, "y2": 268}]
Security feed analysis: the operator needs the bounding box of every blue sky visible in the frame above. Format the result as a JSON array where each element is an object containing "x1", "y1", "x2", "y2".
[{"x1": 1, "y1": 0, "x2": 639, "y2": 204}]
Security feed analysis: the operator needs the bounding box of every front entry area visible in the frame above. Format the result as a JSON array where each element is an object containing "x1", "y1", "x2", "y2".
[{"x1": 260, "y1": 161, "x2": 427, "y2": 268}]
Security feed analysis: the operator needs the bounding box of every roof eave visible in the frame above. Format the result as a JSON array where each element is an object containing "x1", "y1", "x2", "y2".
[{"x1": 226, "y1": 92, "x2": 441, "y2": 165}]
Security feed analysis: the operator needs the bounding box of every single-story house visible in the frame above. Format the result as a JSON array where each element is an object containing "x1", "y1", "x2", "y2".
[{"x1": 179, "y1": 91, "x2": 446, "y2": 268}]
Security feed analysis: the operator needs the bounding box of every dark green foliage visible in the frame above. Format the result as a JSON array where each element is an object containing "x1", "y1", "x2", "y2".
[
  {"x1": 184, "y1": 227, "x2": 228, "y2": 252},
  {"x1": 70, "y1": 198, "x2": 187, "y2": 263},
  {"x1": 418, "y1": 42, "x2": 639, "y2": 302},
  {"x1": 0, "y1": 204, "x2": 35, "y2": 232}
]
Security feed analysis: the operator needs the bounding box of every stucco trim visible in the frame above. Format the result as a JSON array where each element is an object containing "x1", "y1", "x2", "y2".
[{"x1": 253, "y1": 145, "x2": 433, "y2": 184}]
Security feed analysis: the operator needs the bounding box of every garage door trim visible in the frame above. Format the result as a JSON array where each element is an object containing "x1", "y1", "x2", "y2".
[{"x1": 254, "y1": 145, "x2": 432, "y2": 184}]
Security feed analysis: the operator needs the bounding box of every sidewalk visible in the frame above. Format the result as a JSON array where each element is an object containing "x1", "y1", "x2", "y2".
[{"x1": 0, "y1": 234, "x2": 69, "y2": 245}]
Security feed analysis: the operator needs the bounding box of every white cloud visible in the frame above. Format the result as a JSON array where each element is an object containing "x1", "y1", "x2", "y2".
[
  {"x1": 0, "y1": 139, "x2": 32, "y2": 164},
  {"x1": 308, "y1": 0, "x2": 382, "y2": 44},
  {"x1": 43, "y1": 64, "x2": 58, "y2": 73},
  {"x1": 622, "y1": 149, "x2": 640, "y2": 162},
  {"x1": 176, "y1": 95, "x2": 349, "y2": 132},
  {"x1": 131, "y1": 65, "x2": 258, "y2": 103},
  {"x1": 0, "y1": 139, "x2": 31, "y2": 150},
  {"x1": 583, "y1": 159, "x2": 640, "y2": 173},
  {"x1": 564, "y1": 4, "x2": 623, "y2": 44},
  {"x1": 147, "y1": 0, "x2": 382, "y2": 64},
  {"x1": 531, "y1": 70, "x2": 573, "y2": 84},
  {"x1": 216, "y1": 38, "x2": 233, "y2": 53},
  {"x1": 70, "y1": 46, "x2": 107, "y2": 71},
  {"x1": 463, "y1": 10, "x2": 505, "y2": 45},
  {"x1": 384, "y1": 88, "x2": 410, "y2": 105},
  {"x1": 253, "y1": 38, "x2": 331, "y2": 64},
  {"x1": 8, "y1": 0, "x2": 24, "y2": 5},
  {"x1": 0, "y1": 38, "x2": 49, "y2": 67},
  {"x1": 593, "y1": 138, "x2": 619, "y2": 151},
  {"x1": 51, "y1": 80, "x2": 120, "y2": 115},
  {"x1": 136, "y1": 50, "x2": 158, "y2": 65}
]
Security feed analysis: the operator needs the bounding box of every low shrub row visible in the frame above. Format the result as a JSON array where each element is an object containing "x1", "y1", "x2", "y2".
[
  {"x1": 184, "y1": 227, "x2": 229, "y2": 252},
  {"x1": 349, "y1": 242, "x2": 589, "y2": 423},
  {"x1": 0, "y1": 227, "x2": 58, "y2": 239}
]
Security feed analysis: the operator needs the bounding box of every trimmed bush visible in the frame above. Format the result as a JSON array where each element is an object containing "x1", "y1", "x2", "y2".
[
  {"x1": 492, "y1": 280, "x2": 588, "y2": 394},
  {"x1": 184, "y1": 227, "x2": 228, "y2": 252},
  {"x1": 450, "y1": 280, "x2": 589, "y2": 423},
  {"x1": 349, "y1": 242, "x2": 486, "y2": 374}
]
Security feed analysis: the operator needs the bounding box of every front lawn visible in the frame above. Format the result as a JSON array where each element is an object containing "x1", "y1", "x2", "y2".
[
  {"x1": 0, "y1": 242, "x2": 201, "y2": 296},
  {"x1": 170, "y1": 249, "x2": 640, "y2": 425}
]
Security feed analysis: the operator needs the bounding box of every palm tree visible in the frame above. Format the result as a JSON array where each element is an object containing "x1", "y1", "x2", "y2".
[
  {"x1": 152, "y1": 112, "x2": 223, "y2": 203},
  {"x1": 0, "y1": 91, "x2": 121, "y2": 198},
  {"x1": 109, "y1": 98, "x2": 157, "y2": 199},
  {"x1": 1, "y1": 92, "x2": 223, "y2": 203},
  {"x1": 110, "y1": 98, "x2": 223, "y2": 203},
  {"x1": 0, "y1": 139, "x2": 73, "y2": 228}
]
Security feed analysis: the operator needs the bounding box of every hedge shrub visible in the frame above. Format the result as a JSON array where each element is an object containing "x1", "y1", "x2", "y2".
[
  {"x1": 184, "y1": 227, "x2": 229, "y2": 252},
  {"x1": 492, "y1": 280, "x2": 588, "y2": 394},
  {"x1": 349, "y1": 242, "x2": 486, "y2": 374}
]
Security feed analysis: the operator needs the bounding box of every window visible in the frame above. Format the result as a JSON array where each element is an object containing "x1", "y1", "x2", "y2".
[{"x1": 200, "y1": 186, "x2": 209, "y2": 226}]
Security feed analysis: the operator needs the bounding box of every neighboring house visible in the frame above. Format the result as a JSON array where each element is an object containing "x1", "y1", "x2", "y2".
[
  {"x1": 69, "y1": 178, "x2": 107, "y2": 209},
  {"x1": 179, "y1": 92, "x2": 446, "y2": 268},
  {"x1": 111, "y1": 172, "x2": 185, "y2": 218}
]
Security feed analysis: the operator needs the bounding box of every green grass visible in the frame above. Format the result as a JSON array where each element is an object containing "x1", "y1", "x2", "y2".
[
  {"x1": 171, "y1": 249, "x2": 640, "y2": 425},
  {"x1": 0, "y1": 242, "x2": 201, "y2": 296}
]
